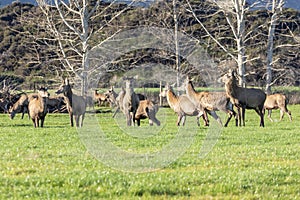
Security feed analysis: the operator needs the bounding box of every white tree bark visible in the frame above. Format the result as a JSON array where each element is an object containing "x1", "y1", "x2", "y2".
[
  {"x1": 265, "y1": 0, "x2": 285, "y2": 94},
  {"x1": 37, "y1": 0, "x2": 133, "y2": 95},
  {"x1": 173, "y1": 0, "x2": 181, "y2": 94}
]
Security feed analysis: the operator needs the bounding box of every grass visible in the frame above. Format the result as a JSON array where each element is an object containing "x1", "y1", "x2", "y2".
[{"x1": 0, "y1": 105, "x2": 299, "y2": 199}]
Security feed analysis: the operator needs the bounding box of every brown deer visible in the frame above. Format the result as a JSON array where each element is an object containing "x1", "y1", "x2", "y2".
[
  {"x1": 122, "y1": 78, "x2": 140, "y2": 126},
  {"x1": 104, "y1": 86, "x2": 118, "y2": 108},
  {"x1": 184, "y1": 77, "x2": 237, "y2": 127},
  {"x1": 9, "y1": 93, "x2": 38, "y2": 119},
  {"x1": 264, "y1": 93, "x2": 292, "y2": 122},
  {"x1": 220, "y1": 69, "x2": 266, "y2": 127},
  {"x1": 94, "y1": 90, "x2": 108, "y2": 107},
  {"x1": 28, "y1": 87, "x2": 49, "y2": 128},
  {"x1": 135, "y1": 100, "x2": 161, "y2": 126},
  {"x1": 55, "y1": 78, "x2": 86, "y2": 127},
  {"x1": 160, "y1": 83, "x2": 207, "y2": 126},
  {"x1": 9, "y1": 93, "x2": 29, "y2": 119}
]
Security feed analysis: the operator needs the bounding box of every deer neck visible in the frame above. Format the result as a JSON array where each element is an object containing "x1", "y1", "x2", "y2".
[
  {"x1": 225, "y1": 78, "x2": 239, "y2": 98},
  {"x1": 64, "y1": 89, "x2": 73, "y2": 107},
  {"x1": 186, "y1": 81, "x2": 198, "y2": 101},
  {"x1": 38, "y1": 95, "x2": 48, "y2": 113},
  {"x1": 166, "y1": 89, "x2": 179, "y2": 109}
]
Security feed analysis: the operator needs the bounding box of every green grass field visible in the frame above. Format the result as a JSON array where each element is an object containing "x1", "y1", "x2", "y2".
[{"x1": 0, "y1": 105, "x2": 299, "y2": 199}]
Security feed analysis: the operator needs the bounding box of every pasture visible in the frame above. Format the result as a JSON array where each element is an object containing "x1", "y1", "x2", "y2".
[{"x1": 0, "y1": 105, "x2": 299, "y2": 199}]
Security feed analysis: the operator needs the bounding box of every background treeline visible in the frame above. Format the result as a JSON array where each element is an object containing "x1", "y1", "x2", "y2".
[{"x1": 0, "y1": 1, "x2": 299, "y2": 90}]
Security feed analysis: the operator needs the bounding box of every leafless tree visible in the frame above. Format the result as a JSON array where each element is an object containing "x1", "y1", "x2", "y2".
[
  {"x1": 186, "y1": 0, "x2": 263, "y2": 86},
  {"x1": 36, "y1": 0, "x2": 137, "y2": 95},
  {"x1": 265, "y1": 0, "x2": 285, "y2": 94}
]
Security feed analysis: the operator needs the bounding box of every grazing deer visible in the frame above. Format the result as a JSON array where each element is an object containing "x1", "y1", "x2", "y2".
[
  {"x1": 28, "y1": 87, "x2": 49, "y2": 128},
  {"x1": 160, "y1": 83, "x2": 207, "y2": 126},
  {"x1": 56, "y1": 78, "x2": 86, "y2": 127},
  {"x1": 122, "y1": 78, "x2": 140, "y2": 126},
  {"x1": 135, "y1": 100, "x2": 161, "y2": 126},
  {"x1": 264, "y1": 93, "x2": 292, "y2": 122},
  {"x1": 9, "y1": 93, "x2": 38, "y2": 119},
  {"x1": 184, "y1": 77, "x2": 237, "y2": 127},
  {"x1": 9, "y1": 93, "x2": 29, "y2": 119},
  {"x1": 220, "y1": 69, "x2": 266, "y2": 127}
]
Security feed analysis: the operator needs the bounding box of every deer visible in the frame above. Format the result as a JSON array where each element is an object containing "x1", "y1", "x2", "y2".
[
  {"x1": 28, "y1": 87, "x2": 49, "y2": 128},
  {"x1": 160, "y1": 83, "x2": 207, "y2": 126},
  {"x1": 47, "y1": 96, "x2": 65, "y2": 113},
  {"x1": 9, "y1": 93, "x2": 29, "y2": 119},
  {"x1": 264, "y1": 93, "x2": 292, "y2": 122},
  {"x1": 55, "y1": 78, "x2": 86, "y2": 127},
  {"x1": 184, "y1": 77, "x2": 237, "y2": 127},
  {"x1": 135, "y1": 100, "x2": 161, "y2": 126},
  {"x1": 220, "y1": 69, "x2": 266, "y2": 127},
  {"x1": 122, "y1": 78, "x2": 140, "y2": 126},
  {"x1": 94, "y1": 90, "x2": 108, "y2": 107},
  {"x1": 104, "y1": 86, "x2": 118, "y2": 108},
  {"x1": 9, "y1": 93, "x2": 38, "y2": 119}
]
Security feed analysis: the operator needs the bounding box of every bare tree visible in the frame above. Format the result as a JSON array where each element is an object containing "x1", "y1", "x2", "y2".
[
  {"x1": 186, "y1": 0, "x2": 262, "y2": 86},
  {"x1": 36, "y1": 0, "x2": 135, "y2": 95},
  {"x1": 265, "y1": 0, "x2": 285, "y2": 94}
]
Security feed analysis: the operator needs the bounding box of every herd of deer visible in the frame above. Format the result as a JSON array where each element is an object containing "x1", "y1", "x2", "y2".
[{"x1": 2, "y1": 69, "x2": 292, "y2": 128}]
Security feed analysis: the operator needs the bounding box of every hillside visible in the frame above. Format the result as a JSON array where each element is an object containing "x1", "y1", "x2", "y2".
[{"x1": 0, "y1": 1, "x2": 299, "y2": 89}]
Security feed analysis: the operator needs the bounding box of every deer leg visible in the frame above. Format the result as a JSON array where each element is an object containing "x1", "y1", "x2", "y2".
[
  {"x1": 208, "y1": 111, "x2": 222, "y2": 126},
  {"x1": 267, "y1": 109, "x2": 274, "y2": 122},
  {"x1": 153, "y1": 118, "x2": 160, "y2": 126},
  {"x1": 74, "y1": 115, "x2": 79, "y2": 127},
  {"x1": 126, "y1": 111, "x2": 131, "y2": 126},
  {"x1": 241, "y1": 107, "x2": 246, "y2": 126},
  {"x1": 181, "y1": 115, "x2": 186, "y2": 126},
  {"x1": 279, "y1": 109, "x2": 285, "y2": 121},
  {"x1": 236, "y1": 107, "x2": 241, "y2": 126},
  {"x1": 70, "y1": 113, "x2": 74, "y2": 127},
  {"x1": 224, "y1": 111, "x2": 233, "y2": 127},
  {"x1": 177, "y1": 114, "x2": 183, "y2": 126},
  {"x1": 287, "y1": 110, "x2": 292, "y2": 121},
  {"x1": 112, "y1": 107, "x2": 120, "y2": 118},
  {"x1": 32, "y1": 118, "x2": 36, "y2": 128},
  {"x1": 202, "y1": 110, "x2": 209, "y2": 126},
  {"x1": 81, "y1": 113, "x2": 85, "y2": 127},
  {"x1": 255, "y1": 107, "x2": 264, "y2": 127},
  {"x1": 36, "y1": 118, "x2": 39, "y2": 128},
  {"x1": 40, "y1": 117, "x2": 44, "y2": 127},
  {"x1": 137, "y1": 119, "x2": 141, "y2": 126}
]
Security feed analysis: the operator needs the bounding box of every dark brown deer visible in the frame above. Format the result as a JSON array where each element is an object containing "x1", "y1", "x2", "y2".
[
  {"x1": 264, "y1": 93, "x2": 292, "y2": 122},
  {"x1": 28, "y1": 87, "x2": 49, "y2": 128},
  {"x1": 135, "y1": 100, "x2": 161, "y2": 126},
  {"x1": 220, "y1": 69, "x2": 266, "y2": 127},
  {"x1": 184, "y1": 77, "x2": 237, "y2": 127},
  {"x1": 160, "y1": 83, "x2": 207, "y2": 126},
  {"x1": 47, "y1": 96, "x2": 65, "y2": 113},
  {"x1": 55, "y1": 78, "x2": 86, "y2": 127}
]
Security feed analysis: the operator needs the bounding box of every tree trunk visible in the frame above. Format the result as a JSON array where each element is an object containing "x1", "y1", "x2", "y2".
[
  {"x1": 235, "y1": 0, "x2": 246, "y2": 87},
  {"x1": 173, "y1": 0, "x2": 181, "y2": 94},
  {"x1": 266, "y1": 0, "x2": 284, "y2": 95}
]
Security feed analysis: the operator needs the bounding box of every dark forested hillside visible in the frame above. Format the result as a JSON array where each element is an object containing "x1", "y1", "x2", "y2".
[{"x1": 0, "y1": 1, "x2": 299, "y2": 89}]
